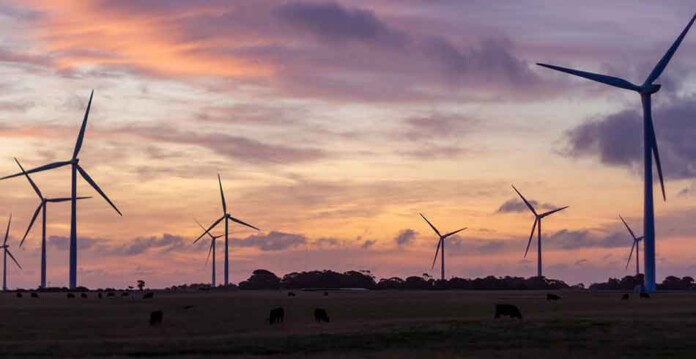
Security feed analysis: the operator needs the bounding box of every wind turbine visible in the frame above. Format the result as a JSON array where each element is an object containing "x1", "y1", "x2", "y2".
[
  {"x1": 1, "y1": 215, "x2": 22, "y2": 292},
  {"x1": 512, "y1": 185, "x2": 568, "y2": 278},
  {"x1": 620, "y1": 215, "x2": 643, "y2": 276},
  {"x1": 15, "y1": 158, "x2": 90, "y2": 289},
  {"x1": 195, "y1": 174, "x2": 259, "y2": 286},
  {"x1": 537, "y1": 14, "x2": 696, "y2": 291},
  {"x1": 0, "y1": 91, "x2": 122, "y2": 289},
  {"x1": 194, "y1": 219, "x2": 223, "y2": 287},
  {"x1": 419, "y1": 213, "x2": 467, "y2": 281}
]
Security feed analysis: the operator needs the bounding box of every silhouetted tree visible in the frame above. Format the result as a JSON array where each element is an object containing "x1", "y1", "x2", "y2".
[
  {"x1": 239, "y1": 269, "x2": 281, "y2": 290},
  {"x1": 137, "y1": 280, "x2": 145, "y2": 291}
]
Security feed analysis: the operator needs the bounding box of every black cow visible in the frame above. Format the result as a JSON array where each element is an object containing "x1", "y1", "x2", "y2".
[
  {"x1": 494, "y1": 304, "x2": 523, "y2": 319},
  {"x1": 640, "y1": 292, "x2": 650, "y2": 299},
  {"x1": 67, "y1": 293, "x2": 75, "y2": 299},
  {"x1": 143, "y1": 292, "x2": 154, "y2": 299},
  {"x1": 149, "y1": 311, "x2": 163, "y2": 326},
  {"x1": 288, "y1": 292, "x2": 296, "y2": 297},
  {"x1": 621, "y1": 293, "x2": 630, "y2": 300},
  {"x1": 81, "y1": 293, "x2": 88, "y2": 299},
  {"x1": 16, "y1": 292, "x2": 22, "y2": 298},
  {"x1": 324, "y1": 291, "x2": 329, "y2": 296},
  {"x1": 314, "y1": 308, "x2": 330, "y2": 323},
  {"x1": 121, "y1": 292, "x2": 129, "y2": 297},
  {"x1": 30, "y1": 292, "x2": 39, "y2": 298},
  {"x1": 268, "y1": 307, "x2": 284, "y2": 324},
  {"x1": 546, "y1": 293, "x2": 561, "y2": 301},
  {"x1": 98, "y1": 292, "x2": 103, "y2": 299}
]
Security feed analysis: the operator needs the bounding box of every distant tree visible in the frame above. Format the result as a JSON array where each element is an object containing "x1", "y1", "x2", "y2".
[
  {"x1": 376, "y1": 277, "x2": 405, "y2": 290},
  {"x1": 137, "y1": 280, "x2": 145, "y2": 291},
  {"x1": 239, "y1": 269, "x2": 281, "y2": 290}
]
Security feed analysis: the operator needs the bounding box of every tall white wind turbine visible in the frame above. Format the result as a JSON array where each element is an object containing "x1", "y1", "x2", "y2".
[
  {"x1": 194, "y1": 219, "x2": 223, "y2": 287},
  {"x1": 195, "y1": 174, "x2": 259, "y2": 286},
  {"x1": 537, "y1": 14, "x2": 696, "y2": 291},
  {"x1": 512, "y1": 185, "x2": 568, "y2": 278},
  {"x1": 1, "y1": 215, "x2": 22, "y2": 291},
  {"x1": 620, "y1": 215, "x2": 644, "y2": 276},
  {"x1": 0, "y1": 91, "x2": 122, "y2": 289},
  {"x1": 419, "y1": 213, "x2": 467, "y2": 281}
]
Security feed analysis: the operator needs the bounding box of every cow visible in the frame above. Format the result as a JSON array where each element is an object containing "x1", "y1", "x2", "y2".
[
  {"x1": 149, "y1": 311, "x2": 163, "y2": 326},
  {"x1": 67, "y1": 293, "x2": 75, "y2": 299},
  {"x1": 121, "y1": 292, "x2": 129, "y2": 297},
  {"x1": 621, "y1": 293, "x2": 630, "y2": 300},
  {"x1": 314, "y1": 308, "x2": 330, "y2": 323},
  {"x1": 268, "y1": 307, "x2": 284, "y2": 324},
  {"x1": 30, "y1": 292, "x2": 39, "y2": 298},
  {"x1": 80, "y1": 293, "x2": 88, "y2": 299},
  {"x1": 546, "y1": 293, "x2": 561, "y2": 301},
  {"x1": 640, "y1": 292, "x2": 650, "y2": 299},
  {"x1": 494, "y1": 304, "x2": 523, "y2": 319},
  {"x1": 98, "y1": 292, "x2": 103, "y2": 299},
  {"x1": 106, "y1": 292, "x2": 115, "y2": 297},
  {"x1": 143, "y1": 292, "x2": 154, "y2": 299},
  {"x1": 324, "y1": 291, "x2": 329, "y2": 296},
  {"x1": 288, "y1": 292, "x2": 296, "y2": 297},
  {"x1": 16, "y1": 292, "x2": 22, "y2": 298}
]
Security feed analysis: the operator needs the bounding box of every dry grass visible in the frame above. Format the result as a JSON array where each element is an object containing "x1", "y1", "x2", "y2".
[{"x1": 0, "y1": 290, "x2": 695, "y2": 357}]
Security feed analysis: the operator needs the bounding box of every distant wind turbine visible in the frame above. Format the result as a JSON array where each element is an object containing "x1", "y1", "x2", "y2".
[
  {"x1": 620, "y1": 215, "x2": 643, "y2": 276},
  {"x1": 1, "y1": 215, "x2": 22, "y2": 292},
  {"x1": 195, "y1": 174, "x2": 259, "y2": 286},
  {"x1": 512, "y1": 185, "x2": 568, "y2": 278},
  {"x1": 15, "y1": 158, "x2": 90, "y2": 289},
  {"x1": 194, "y1": 219, "x2": 223, "y2": 287},
  {"x1": 537, "y1": 14, "x2": 696, "y2": 291},
  {"x1": 0, "y1": 91, "x2": 122, "y2": 289},
  {"x1": 419, "y1": 213, "x2": 467, "y2": 281}
]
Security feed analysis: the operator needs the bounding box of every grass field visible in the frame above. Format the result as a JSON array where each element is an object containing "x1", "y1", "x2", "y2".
[{"x1": 1, "y1": 289, "x2": 695, "y2": 357}]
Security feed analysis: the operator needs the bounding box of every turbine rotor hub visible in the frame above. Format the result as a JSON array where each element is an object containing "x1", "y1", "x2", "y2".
[{"x1": 641, "y1": 84, "x2": 661, "y2": 94}]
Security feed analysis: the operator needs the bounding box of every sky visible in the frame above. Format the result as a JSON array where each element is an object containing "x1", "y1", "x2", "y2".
[{"x1": 1, "y1": 0, "x2": 696, "y2": 289}]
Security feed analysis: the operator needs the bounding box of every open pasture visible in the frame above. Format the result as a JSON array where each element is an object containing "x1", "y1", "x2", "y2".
[{"x1": 1, "y1": 290, "x2": 695, "y2": 357}]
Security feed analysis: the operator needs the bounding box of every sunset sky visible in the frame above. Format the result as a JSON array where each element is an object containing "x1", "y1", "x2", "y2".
[{"x1": 1, "y1": 1, "x2": 696, "y2": 289}]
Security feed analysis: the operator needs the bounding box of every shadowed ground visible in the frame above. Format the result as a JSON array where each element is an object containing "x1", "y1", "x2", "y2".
[{"x1": 0, "y1": 290, "x2": 695, "y2": 357}]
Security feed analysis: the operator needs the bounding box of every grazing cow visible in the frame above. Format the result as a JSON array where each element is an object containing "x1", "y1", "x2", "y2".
[
  {"x1": 183, "y1": 305, "x2": 195, "y2": 310},
  {"x1": 546, "y1": 293, "x2": 561, "y2": 301},
  {"x1": 16, "y1": 293, "x2": 22, "y2": 298},
  {"x1": 149, "y1": 311, "x2": 163, "y2": 326},
  {"x1": 494, "y1": 304, "x2": 523, "y2": 319},
  {"x1": 288, "y1": 292, "x2": 296, "y2": 297},
  {"x1": 621, "y1": 293, "x2": 630, "y2": 300},
  {"x1": 67, "y1": 293, "x2": 75, "y2": 299},
  {"x1": 106, "y1": 292, "x2": 115, "y2": 297},
  {"x1": 640, "y1": 292, "x2": 650, "y2": 299},
  {"x1": 80, "y1": 293, "x2": 88, "y2": 299},
  {"x1": 121, "y1": 292, "x2": 129, "y2": 297},
  {"x1": 324, "y1": 291, "x2": 329, "y2": 296},
  {"x1": 314, "y1": 308, "x2": 330, "y2": 323},
  {"x1": 30, "y1": 292, "x2": 38, "y2": 298},
  {"x1": 143, "y1": 292, "x2": 154, "y2": 299},
  {"x1": 268, "y1": 307, "x2": 284, "y2": 324},
  {"x1": 98, "y1": 292, "x2": 103, "y2": 299}
]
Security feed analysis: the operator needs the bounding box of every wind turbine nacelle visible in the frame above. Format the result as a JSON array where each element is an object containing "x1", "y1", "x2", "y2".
[{"x1": 641, "y1": 84, "x2": 661, "y2": 94}]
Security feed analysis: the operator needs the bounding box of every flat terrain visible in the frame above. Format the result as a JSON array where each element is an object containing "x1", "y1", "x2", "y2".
[{"x1": 1, "y1": 290, "x2": 695, "y2": 358}]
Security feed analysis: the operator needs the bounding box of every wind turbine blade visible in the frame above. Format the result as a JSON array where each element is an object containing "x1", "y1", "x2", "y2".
[
  {"x1": 431, "y1": 237, "x2": 442, "y2": 270},
  {"x1": 626, "y1": 241, "x2": 636, "y2": 270},
  {"x1": 204, "y1": 239, "x2": 214, "y2": 267},
  {"x1": 194, "y1": 216, "x2": 225, "y2": 244},
  {"x1": 20, "y1": 204, "x2": 42, "y2": 247},
  {"x1": 73, "y1": 90, "x2": 94, "y2": 160},
  {"x1": 47, "y1": 196, "x2": 91, "y2": 203},
  {"x1": 648, "y1": 120, "x2": 667, "y2": 201},
  {"x1": 636, "y1": 236, "x2": 644, "y2": 241},
  {"x1": 77, "y1": 165, "x2": 122, "y2": 216},
  {"x1": 619, "y1": 215, "x2": 638, "y2": 240},
  {"x1": 443, "y1": 227, "x2": 467, "y2": 239},
  {"x1": 541, "y1": 206, "x2": 569, "y2": 217},
  {"x1": 419, "y1": 213, "x2": 442, "y2": 237},
  {"x1": 511, "y1": 185, "x2": 537, "y2": 216},
  {"x1": 524, "y1": 218, "x2": 538, "y2": 258},
  {"x1": 1, "y1": 161, "x2": 71, "y2": 180},
  {"x1": 6, "y1": 249, "x2": 21, "y2": 270},
  {"x1": 644, "y1": 14, "x2": 696, "y2": 85},
  {"x1": 195, "y1": 219, "x2": 217, "y2": 240},
  {"x1": 3, "y1": 214, "x2": 11, "y2": 246},
  {"x1": 218, "y1": 174, "x2": 227, "y2": 214},
  {"x1": 227, "y1": 215, "x2": 260, "y2": 231},
  {"x1": 537, "y1": 63, "x2": 641, "y2": 91},
  {"x1": 15, "y1": 158, "x2": 42, "y2": 199}
]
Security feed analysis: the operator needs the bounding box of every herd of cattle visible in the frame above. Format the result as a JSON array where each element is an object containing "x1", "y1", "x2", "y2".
[{"x1": 11, "y1": 290, "x2": 650, "y2": 327}]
